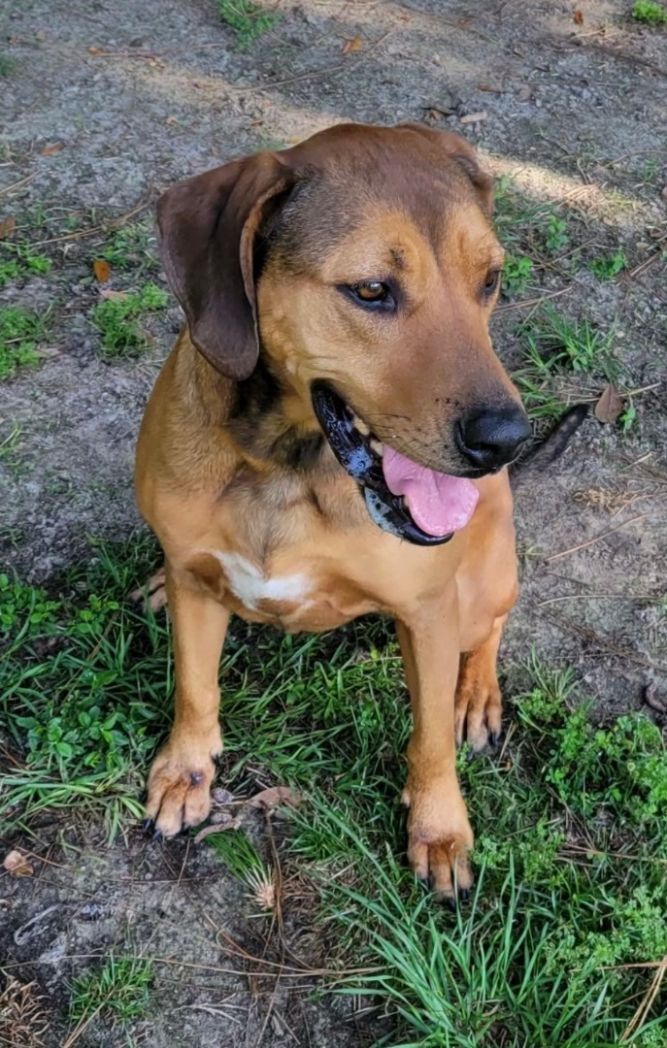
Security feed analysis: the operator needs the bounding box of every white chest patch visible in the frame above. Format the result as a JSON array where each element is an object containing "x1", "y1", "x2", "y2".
[{"x1": 213, "y1": 552, "x2": 311, "y2": 612}]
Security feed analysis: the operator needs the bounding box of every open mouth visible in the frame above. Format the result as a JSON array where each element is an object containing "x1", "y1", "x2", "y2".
[{"x1": 311, "y1": 382, "x2": 479, "y2": 546}]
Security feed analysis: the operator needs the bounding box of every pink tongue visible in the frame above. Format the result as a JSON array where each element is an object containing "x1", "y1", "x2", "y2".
[{"x1": 382, "y1": 446, "x2": 479, "y2": 537}]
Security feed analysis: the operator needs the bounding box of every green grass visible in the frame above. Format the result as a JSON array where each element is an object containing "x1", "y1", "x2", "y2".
[
  {"x1": 0, "y1": 307, "x2": 46, "y2": 380},
  {"x1": 2, "y1": 538, "x2": 666, "y2": 1044},
  {"x1": 98, "y1": 221, "x2": 158, "y2": 273},
  {"x1": 0, "y1": 243, "x2": 52, "y2": 288},
  {"x1": 217, "y1": 0, "x2": 280, "y2": 45},
  {"x1": 68, "y1": 954, "x2": 153, "y2": 1030},
  {"x1": 91, "y1": 282, "x2": 168, "y2": 358},
  {"x1": 0, "y1": 55, "x2": 14, "y2": 77},
  {"x1": 632, "y1": 0, "x2": 667, "y2": 24},
  {"x1": 589, "y1": 250, "x2": 628, "y2": 280},
  {"x1": 513, "y1": 306, "x2": 617, "y2": 420}
]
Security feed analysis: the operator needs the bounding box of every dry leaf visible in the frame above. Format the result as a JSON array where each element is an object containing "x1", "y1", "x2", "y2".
[
  {"x1": 93, "y1": 258, "x2": 111, "y2": 283},
  {"x1": 644, "y1": 685, "x2": 667, "y2": 714},
  {"x1": 0, "y1": 216, "x2": 16, "y2": 239},
  {"x1": 249, "y1": 786, "x2": 300, "y2": 811},
  {"x1": 3, "y1": 850, "x2": 34, "y2": 877},
  {"x1": 517, "y1": 85, "x2": 533, "y2": 102},
  {"x1": 460, "y1": 110, "x2": 488, "y2": 124},
  {"x1": 88, "y1": 45, "x2": 105, "y2": 55},
  {"x1": 594, "y1": 384, "x2": 624, "y2": 424},
  {"x1": 573, "y1": 10, "x2": 584, "y2": 25},
  {"x1": 99, "y1": 289, "x2": 128, "y2": 301},
  {"x1": 342, "y1": 35, "x2": 363, "y2": 54},
  {"x1": 477, "y1": 82, "x2": 502, "y2": 93},
  {"x1": 40, "y1": 143, "x2": 63, "y2": 156}
]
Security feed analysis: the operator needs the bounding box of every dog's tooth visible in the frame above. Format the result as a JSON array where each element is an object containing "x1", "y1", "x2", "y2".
[
  {"x1": 370, "y1": 438, "x2": 384, "y2": 455},
  {"x1": 355, "y1": 418, "x2": 371, "y2": 436}
]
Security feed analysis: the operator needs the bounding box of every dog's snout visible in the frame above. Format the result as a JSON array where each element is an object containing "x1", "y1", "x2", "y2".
[{"x1": 456, "y1": 406, "x2": 531, "y2": 471}]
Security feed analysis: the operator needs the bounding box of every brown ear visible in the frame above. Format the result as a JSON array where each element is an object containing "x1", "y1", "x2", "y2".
[
  {"x1": 400, "y1": 124, "x2": 494, "y2": 214},
  {"x1": 157, "y1": 152, "x2": 294, "y2": 380}
]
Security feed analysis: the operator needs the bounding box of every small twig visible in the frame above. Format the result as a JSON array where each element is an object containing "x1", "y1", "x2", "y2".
[
  {"x1": 31, "y1": 198, "x2": 151, "y2": 247},
  {"x1": 0, "y1": 174, "x2": 33, "y2": 197},
  {"x1": 496, "y1": 285, "x2": 571, "y2": 313},
  {"x1": 545, "y1": 513, "x2": 649, "y2": 562}
]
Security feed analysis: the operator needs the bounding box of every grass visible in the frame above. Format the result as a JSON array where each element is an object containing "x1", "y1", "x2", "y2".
[
  {"x1": 68, "y1": 954, "x2": 153, "y2": 1032},
  {"x1": 590, "y1": 250, "x2": 628, "y2": 280},
  {"x1": 217, "y1": 0, "x2": 280, "y2": 45},
  {"x1": 632, "y1": 0, "x2": 667, "y2": 25},
  {"x1": 0, "y1": 307, "x2": 46, "y2": 380},
  {"x1": 0, "y1": 243, "x2": 52, "y2": 288},
  {"x1": 91, "y1": 282, "x2": 168, "y2": 358},
  {"x1": 98, "y1": 221, "x2": 158, "y2": 273},
  {"x1": 1, "y1": 538, "x2": 666, "y2": 1044},
  {"x1": 0, "y1": 55, "x2": 14, "y2": 77},
  {"x1": 513, "y1": 306, "x2": 617, "y2": 421}
]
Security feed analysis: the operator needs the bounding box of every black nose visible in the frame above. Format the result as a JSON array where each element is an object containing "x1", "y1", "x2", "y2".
[{"x1": 456, "y1": 406, "x2": 531, "y2": 471}]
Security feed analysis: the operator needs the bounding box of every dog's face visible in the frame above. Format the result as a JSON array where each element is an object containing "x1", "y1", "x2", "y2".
[{"x1": 158, "y1": 124, "x2": 530, "y2": 545}]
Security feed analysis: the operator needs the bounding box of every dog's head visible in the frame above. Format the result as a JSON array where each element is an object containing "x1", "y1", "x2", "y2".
[{"x1": 158, "y1": 123, "x2": 530, "y2": 545}]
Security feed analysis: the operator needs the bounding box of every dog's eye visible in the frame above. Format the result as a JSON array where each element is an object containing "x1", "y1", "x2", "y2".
[
  {"x1": 344, "y1": 281, "x2": 396, "y2": 311},
  {"x1": 483, "y1": 269, "x2": 501, "y2": 297}
]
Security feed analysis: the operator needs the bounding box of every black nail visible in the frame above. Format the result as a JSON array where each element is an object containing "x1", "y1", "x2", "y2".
[
  {"x1": 444, "y1": 895, "x2": 457, "y2": 912},
  {"x1": 489, "y1": 731, "x2": 502, "y2": 747},
  {"x1": 152, "y1": 829, "x2": 163, "y2": 842},
  {"x1": 141, "y1": 818, "x2": 154, "y2": 834},
  {"x1": 459, "y1": 889, "x2": 470, "y2": 904}
]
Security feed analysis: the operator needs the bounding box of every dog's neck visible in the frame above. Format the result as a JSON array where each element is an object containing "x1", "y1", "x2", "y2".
[{"x1": 228, "y1": 356, "x2": 328, "y2": 473}]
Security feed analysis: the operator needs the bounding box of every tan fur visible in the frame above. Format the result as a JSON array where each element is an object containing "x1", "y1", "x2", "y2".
[{"x1": 135, "y1": 123, "x2": 524, "y2": 900}]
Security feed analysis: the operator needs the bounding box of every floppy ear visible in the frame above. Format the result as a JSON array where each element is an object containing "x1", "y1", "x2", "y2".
[
  {"x1": 400, "y1": 124, "x2": 494, "y2": 214},
  {"x1": 157, "y1": 152, "x2": 294, "y2": 380}
]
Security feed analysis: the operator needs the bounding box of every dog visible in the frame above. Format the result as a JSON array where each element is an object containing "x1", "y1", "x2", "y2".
[{"x1": 135, "y1": 122, "x2": 532, "y2": 901}]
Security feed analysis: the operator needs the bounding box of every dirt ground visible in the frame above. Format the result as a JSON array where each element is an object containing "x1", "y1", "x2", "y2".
[{"x1": 1, "y1": 0, "x2": 666, "y2": 1045}]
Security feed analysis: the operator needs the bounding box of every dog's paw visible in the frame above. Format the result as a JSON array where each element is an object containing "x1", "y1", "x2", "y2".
[
  {"x1": 130, "y1": 565, "x2": 167, "y2": 613},
  {"x1": 402, "y1": 779, "x2": 474, "y2": 902},
  {"x1": 144, "y1": 728, "x2": 222, "y2": 837},
  {"x1": 455, "y1": 665, "x2": 502, "y2": 752}
]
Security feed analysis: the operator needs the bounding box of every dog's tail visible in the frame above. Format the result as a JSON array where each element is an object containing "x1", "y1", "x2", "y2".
[{"x1": 511, "y1": 403, "x2": 589, "y2": 486}]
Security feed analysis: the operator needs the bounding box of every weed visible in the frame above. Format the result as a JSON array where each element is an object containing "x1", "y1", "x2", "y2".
[
  {"x1": 217, "y1": 0, "x2": 280, "y2": 46},
  {"x1": 0, "y1": 307, "x2": 45, "y2": 380},
  {"x1": 99, "y1": 222, "x2": 157, "y2": 273},
  {"x1": 620, "y1": 401, "x2": 638, "y2": 431},
  {"x1": 92, "y1": 282, "x2": 168, "y2": 358},
  {"x1": 0, "y1": 536, "x2": 167, "y2": 837},
  {"x1": 0, "y1": 55, "x2": 14, "y2": 77},
  {"x1": 502, "y1": 253, "x2": 533, "y2": 296},
  {"x1": 632, "y1": 0, "x2": 667, "y2": 24},
  {"x1": 544, "y1": 213, "x2": 569, "y2": 253},
  {"x1": 0, "y1": 243, "x2": 52, "y2": 288},
  {"x1": 68, "y1": 954, "x2": 152, "y2": 1030},
  {"x1": 589, "y1": 249, "x2": 628, "y2": 280}
]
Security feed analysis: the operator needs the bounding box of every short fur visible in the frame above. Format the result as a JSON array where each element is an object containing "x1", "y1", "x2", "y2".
[{"x1": 136, "y1": 122, "x2": 527, "y2": 900}]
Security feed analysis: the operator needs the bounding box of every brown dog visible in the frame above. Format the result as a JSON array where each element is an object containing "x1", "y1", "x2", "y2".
[{"x1": 135, "y1": 122, "x2": 530, "y2": 900}]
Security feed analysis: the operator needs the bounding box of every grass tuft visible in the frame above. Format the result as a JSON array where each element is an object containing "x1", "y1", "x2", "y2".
[
  {"x1": 217, "y1": 0, "x2": 280, "y2": 46},
  {"x1": 0, "y1": 307, "x2": 46, "y2": 380},
  {"x1": 632, "y1": 0, "x2": 667, "y2": 24},
  {"x1": 589, "y1": 249, "x2": 628, "y2": 280},
  {"x1": 0, "y1": 243, "x2": 52, "y2": 289},
  {"x1": 92, "y1": 282, "x2": 168, "y2": 358},
  {"x1": 68, "y1": 954, "x2": 153, "y2": 1030}
]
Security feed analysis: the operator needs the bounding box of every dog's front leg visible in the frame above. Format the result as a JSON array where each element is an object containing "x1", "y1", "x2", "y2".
[
  {"x1": 145, "y1": 566, "x2": 229, "y2": 837},
  {"x1": 396, "y1": 586, "x2": 473, "y2": 902}
]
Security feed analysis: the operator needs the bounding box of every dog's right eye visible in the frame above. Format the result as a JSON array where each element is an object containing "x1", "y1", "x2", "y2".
[{"x1": 341, "y1": 281, "x2": 396, "y2": 312}]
